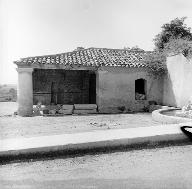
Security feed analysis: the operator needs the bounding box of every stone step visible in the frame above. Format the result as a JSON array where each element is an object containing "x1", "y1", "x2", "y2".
[
  {"x1": 74, "y1": 104, "x2": 97, "y2": 110},
  {"x1": 62, "y1": 105, "x2": 74, "y2": 110},
  {"x1": 73, "y1": 109, "x2": 97, "y2": 114},
  {"x1": 58, "y1": 109, "x2": 73, "y2": 115}
]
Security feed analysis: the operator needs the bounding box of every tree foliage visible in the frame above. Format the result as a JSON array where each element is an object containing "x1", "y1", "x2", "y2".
[
  {"x1": 9, "y1": 88, "x2": 16, "y2": 94},
  {"x1": 146, "y1": 17, "x2": 192, "y2": 76},
  {"x1": 164, "y1": 37, "x2": 192, "y2": 58},
  {"x1": 154, "y1": 17, "x2": 192, "y2": 51},
  {"x1": 143, "y1": 52, "x2": 167, "y2": 77},
  {"x1": 124, "y1": 46, "x2": 144, "y2": 51}
]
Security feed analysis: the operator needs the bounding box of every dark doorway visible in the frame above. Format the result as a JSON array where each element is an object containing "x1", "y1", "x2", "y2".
[
  {"x1": 51, "y1": 82, "x2": 58, "y2": 104},
  {"x1": 33, "y1": 69, "x2": 96, "y2": 105},
  {"x1": 135, "y1": 78, "x2": 147, "y2": 100},
  {"x1": 89, "y1": 72, "x2": 96, "y2": 104}
]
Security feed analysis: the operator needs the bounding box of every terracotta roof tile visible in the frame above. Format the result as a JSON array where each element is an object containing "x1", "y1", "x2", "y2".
[{"x1": 14, "y1": 47, "x2": 152, "y2": 68}]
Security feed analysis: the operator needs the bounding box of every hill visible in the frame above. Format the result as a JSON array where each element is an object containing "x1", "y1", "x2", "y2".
[{"x1": 0, "y1": 84, "x2": 17, "y2": 102}]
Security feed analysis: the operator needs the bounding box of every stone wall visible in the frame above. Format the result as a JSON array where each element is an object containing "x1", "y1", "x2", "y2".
[
  {"x1": 96, "y1": 67, "x2": 163, "y2": 113},
  {"x1": 163, "y1": 54, "x2": 192, "y2": 107},
  {"x1": 33, "y1": 69, "x2": 90, "y2": 105}
]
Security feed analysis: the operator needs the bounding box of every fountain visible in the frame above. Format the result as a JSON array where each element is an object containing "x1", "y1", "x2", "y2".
[
  {"x1": 152, "y1": 97, "x2": 192, "y2": 124},
  {"x1": 177, "y1": 98, "x2": 192, "y2": 118}
]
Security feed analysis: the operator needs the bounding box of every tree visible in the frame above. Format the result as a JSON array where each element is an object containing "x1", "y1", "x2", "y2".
[
  {"x1": 9, "y1": 88, "x2": 16, "y2": 94},
  {"x1": 9, "y1": 88, "x2": 17, "y2": 101},
  {"x1": 154, "y1": 17, "x2": 192, "y2": 51},
  {"x1": 143, "y1": 52, "x2": 167, "y2": 77},
  {"x1": 124, "y1": 46, "x2": 144, "y2": 51},
  {"x1": 74, "y1": 47, "x2": 85, "y2": 51},
  {"x1": 164, "y1": 37, "x2": 192, "y2": 58}
]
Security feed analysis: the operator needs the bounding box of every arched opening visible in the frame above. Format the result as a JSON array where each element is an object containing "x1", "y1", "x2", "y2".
[{"x1": 135, "y1": 79, "x2": 147, "y2": 100}]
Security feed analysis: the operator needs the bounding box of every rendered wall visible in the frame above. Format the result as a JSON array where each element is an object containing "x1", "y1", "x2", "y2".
[
  {"x1": 96, "y1": 67, "x2": 163, "y2": 113},
  {"x1": 163, "y1": 54, "x2": 192, "y2": 107}
]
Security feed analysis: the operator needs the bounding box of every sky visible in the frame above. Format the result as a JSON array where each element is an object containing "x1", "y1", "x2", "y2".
[{"x1": 0, "y1": 0, "x2": 192, "y2": 84}]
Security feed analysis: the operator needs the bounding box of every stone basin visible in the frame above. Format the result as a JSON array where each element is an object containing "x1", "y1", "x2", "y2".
[{"x1": 152, "y1": 107, "x2": 192, "y2": 124}]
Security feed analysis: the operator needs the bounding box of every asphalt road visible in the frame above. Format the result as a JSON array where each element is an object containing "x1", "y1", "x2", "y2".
[{"x1": 0, "y1": 144, "x2": 192, "y2": 189}]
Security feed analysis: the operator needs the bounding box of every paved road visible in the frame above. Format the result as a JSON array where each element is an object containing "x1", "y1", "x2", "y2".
[{"x1": 0, "y1": 144, "x2": 192, "y2": 189}]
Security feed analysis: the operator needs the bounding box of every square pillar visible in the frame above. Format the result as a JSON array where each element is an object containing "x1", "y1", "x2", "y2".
[
  {"x1": 96, "y1": 69, "x2": 108, "y2": 112},
  {"x1": 17, "y1": 68, "x2": 34, "y2": 116}
]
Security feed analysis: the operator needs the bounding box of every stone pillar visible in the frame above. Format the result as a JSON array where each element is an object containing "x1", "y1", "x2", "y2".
[
  {"x1": 96, "y1": 69, "x2": 108, "y2": 113},
  {"x1": 17, "y1": 68, "x2": 34, "y2": 116}
]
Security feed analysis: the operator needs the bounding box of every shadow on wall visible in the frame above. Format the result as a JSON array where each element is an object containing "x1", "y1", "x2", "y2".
[{"x1": 163, "y1": 73, "x2": 177, "y2": 107}]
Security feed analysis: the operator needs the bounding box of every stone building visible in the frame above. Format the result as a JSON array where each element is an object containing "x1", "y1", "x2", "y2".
[{"x1": 14, "y1": 48, "x2": 164, "y2": 116}]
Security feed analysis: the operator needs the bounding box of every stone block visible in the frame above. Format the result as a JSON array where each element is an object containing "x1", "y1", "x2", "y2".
[
  {"x1": 58, "y1": 109, "x2": 73, "y2": 115},
  {"x1": 74, "y1": 104, "x2": 97, "y2": 110},
  {"x1": 46, "y1": 105, "x2": 60, "y2": 110},
  {"x1": 49, "y1": 109, "x2": 56, "y2": 115},
  {"x1": 62, "y1": 105, "x2": 74, "y2": 110},
  {"x1": 73, "y1": 109, "x2": 97, "y2": 114}
]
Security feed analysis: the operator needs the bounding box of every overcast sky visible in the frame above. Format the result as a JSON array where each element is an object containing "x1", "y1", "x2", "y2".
[{"x1": 1, "y1": 0, "x2": 192, "y2": 84}]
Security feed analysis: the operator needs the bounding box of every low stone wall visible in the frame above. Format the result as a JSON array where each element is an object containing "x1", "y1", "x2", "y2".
[
  {"x1": 34, "y1": 104, "x2": 98, "y2": 116},
  {"x1": 152, "y1": 108, "x2": 192, "y2": 124},
  {"x1": 73, "y1": 104, "x2": 98, "y2": 115}
]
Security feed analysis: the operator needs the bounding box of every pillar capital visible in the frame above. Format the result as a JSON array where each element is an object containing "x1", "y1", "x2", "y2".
[{"x1": 16, "y1": 67, "x2": 34, "y2": 73}]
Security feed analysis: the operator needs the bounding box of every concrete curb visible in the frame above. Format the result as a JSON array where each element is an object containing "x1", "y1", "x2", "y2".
[{"x1": 0, "y1": 124, "x2": 192, "y2": 164}]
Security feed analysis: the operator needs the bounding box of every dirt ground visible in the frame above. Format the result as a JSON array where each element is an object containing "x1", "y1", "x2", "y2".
[
  {"x1": 0, "y1": 102, "x2": 161, "y2": 139},
  {"x1": 0, "y1": 144, "x2": 192, "y2": 189}
]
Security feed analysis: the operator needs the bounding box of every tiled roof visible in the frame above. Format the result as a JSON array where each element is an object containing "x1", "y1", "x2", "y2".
[{"x1": 14, "y1": 48, "x2": 152, "y2": 68}]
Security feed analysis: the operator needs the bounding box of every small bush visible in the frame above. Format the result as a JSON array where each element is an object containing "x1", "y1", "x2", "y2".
[{"x1": 117, "y1": 106, "x2": 126, "y2": 112}]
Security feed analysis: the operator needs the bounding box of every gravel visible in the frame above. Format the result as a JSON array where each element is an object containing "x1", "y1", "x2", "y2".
[{"x1": 0, "y1": 102, "x2": 161, "y2": 139}]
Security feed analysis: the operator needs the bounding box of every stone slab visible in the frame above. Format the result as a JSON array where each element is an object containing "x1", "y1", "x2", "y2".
[
  {"x1": 58, "y1": 109, "x2": 73, "y2": 115},
  {"x1": 74, "y1": 104, "x2": 97, "y2": 110},
  {"x1": 73, "y1": 109, "x2": 97, "y2": 114},
  {"x1": 62, "y1": 105, "x2": 74, "y2": 110}
]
